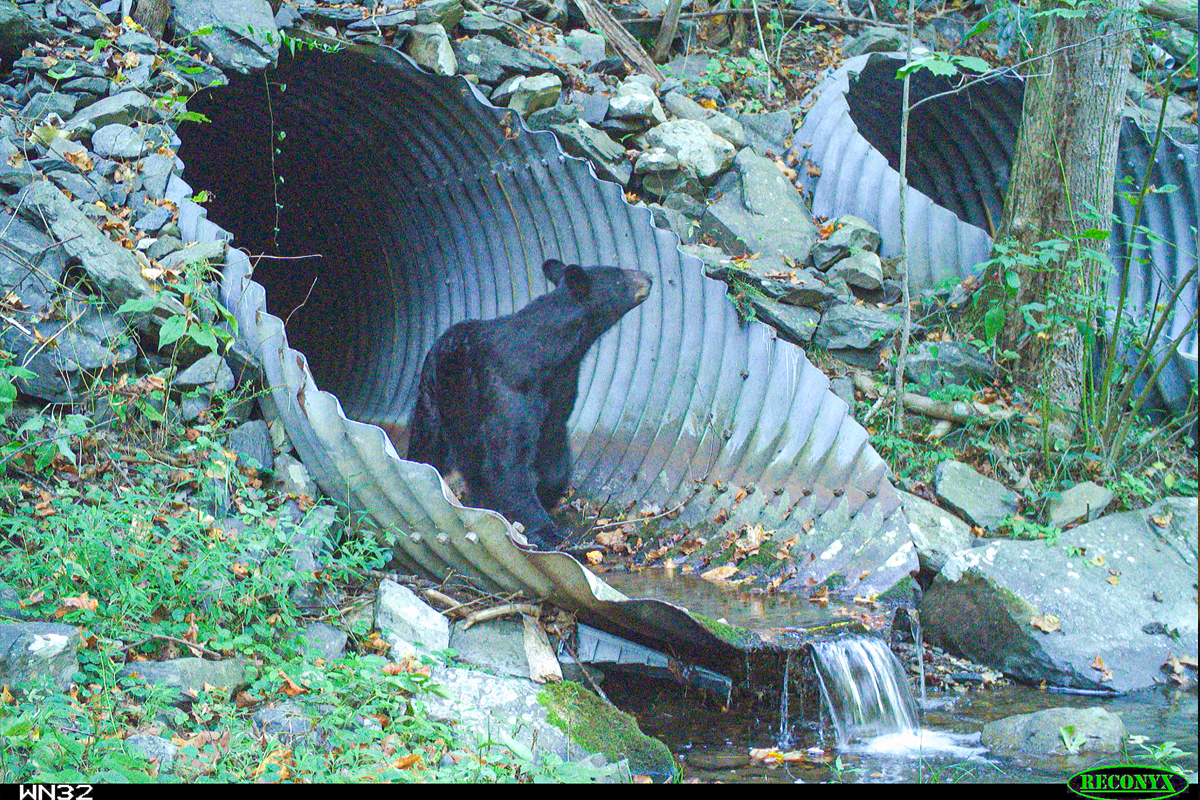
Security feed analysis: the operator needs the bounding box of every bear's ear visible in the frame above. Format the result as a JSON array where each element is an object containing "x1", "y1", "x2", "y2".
[
  {"x1": 563, "y1": 264, "x2": 592, "y2": 300},
  {"x1": 542, "y1": 258, "x2": 567, "y2": 285}
]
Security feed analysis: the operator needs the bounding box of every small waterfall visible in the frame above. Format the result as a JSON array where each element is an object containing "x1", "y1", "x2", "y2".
[
  {"x1": 777, "y1": 650, "x2": 793, "y2": 749},
  {"x1": 811, "y1": 636, "x2": 920, "y2": 745}
]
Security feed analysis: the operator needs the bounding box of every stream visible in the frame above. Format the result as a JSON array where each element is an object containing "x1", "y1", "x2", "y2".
[{"x1": 594, "y1": 568, "x2": 1198, "y2": 784}]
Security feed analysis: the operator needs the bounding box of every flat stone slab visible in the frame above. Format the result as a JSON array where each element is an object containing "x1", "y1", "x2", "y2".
[{"x1": 933, "y1": 460, "x2": 1019, "y2": 530}]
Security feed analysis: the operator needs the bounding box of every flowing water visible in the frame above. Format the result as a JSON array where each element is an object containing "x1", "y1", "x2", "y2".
[{"x1": 596, "y1": 568, "x2": 1198, "y2": 784}]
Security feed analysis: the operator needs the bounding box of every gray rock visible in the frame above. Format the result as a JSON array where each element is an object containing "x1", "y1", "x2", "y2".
[
  {"x1": 62, "y1": 76, "x2": 110, "y2": 97},
  {"x1": 640, "y1": 119, "x2": 734, "y2": 182},
  {"x1": 125, "y1": 734, "x2": 177, "y2": 772},
  {"x1": 982, "y1": 707, "x2": 1126, "y2": 755},
  {"x1": 700, "y1": 148, "x2": 817, "y2": 262},
  {"x1": 405, "y1": 23, "x2": 456, "y2": 76},
  {"x1": 492, "y1": 72, "x2": 561, "y2": 118},
  {"x1": 0, "y1": 211, "x2": 65, "y2": 312},
  {"x1": 449, "y1": 618, "x2": 530, "y2": 678},
  {"x1": 139, "y1": 153, "x2": 176, "y2": 200},
  {"x1": 64, "y1": 90, "x2": 155, "y2": 135},
  {"x1": 0, "y1": 622, "x2": 80, "y2": 690},
  {"x1": 91, "y1": 123, "x2": 171, "y2": 159},
  {"x1": 904, "y1": 341, "x2": 996, "y2": 390},
  {"x1": 746, "y1": 296, "x2": 821, "y2": 346},
  {"x1": 933, "y1": 460, "x2": 1019, "y2": 531},
  {"x1": 301, "y1": 622, "x2": 347, "y2": 660},
  {"x1": 814, "y1": 300, "x2": 899, "y2": 354},
  {"x1": 345, "y1": 9, "x2": 416, "y2": 30},
  {"x1": 1047, "y1": 482, "x2": 1114, "y2": 529},
  {"x1": 547, "y1": 121, "x2": 631, "y2": 185},
  {"x1": 830, "y1": 376, "x2": 855, "y2": 414},
  {"x1": 534, "y1": 44, "x2": 586, "y2": 68},
  {"x1": 56, "y1": 0, "x2": 109, "y2": 36},
  {"x1": 844, "y1": 26, "x2": 915, "y2": 58},
  {"x1": 738, "y1": 109, "x2": 794, "y2": 157},
  {"x1": 19, "y1": 91, "x2": 77, "y2": 121},
  {"x1": 254, "y1": 703, "x2": 319, "y2": 745},
  {"x1": 227, "y1": 419, "x2": 273, "y2": 475},
  {"x1": 899, "y1": 490, "x2": 972, "y2": 575},
  {"x1": 175, "y1": 353, "x2": 235, "y2": 393},
  {"x1": 0, "y1": 1, "x2": 54, "y2": 62},
  {"x1": 454, "y1": 35, "x2": 562, "y2": 85},
  {"x1": 415, "y1": 0, "x2": 464, "y2": 28},
  {"x1": 460, "y1": 10, "x2": 519, "y2": 43},
  {"x1": 375, "y1": 578, "x2": 450, "y2": 652},
  {"x1": 115, "y1": 30, "x2": 159, "y2": 54},
  {"x1": 563, "y1": 29, "x2": 606, "y2": 64},
  {"x1": 145, "y1": 234, "x2": 184, "y2": 260},
  {"x1": 158, "y1": 239, "x2": 228, "y2": 271},
  {"x1": 117, "y1": 658, "x2": 250, "y2": 701},
  {"x1": 170, "y1": 0, "x2": 279, "y2": 73},
  {"x1": 923, "y1": 497, "x2": 1197, "y2": 692},
  {"x1": 10, "y1": 180, "x2": 152, "y2": 306},
  {"x1": 606, "y1": 79, "x2": 666, "y2": 129},
  {"x1": 811, "y1": 214, "x2": 882, "y2": 270},
  {"x1": 274, "y1": 453, "x2": 319, "y2": 498},
  {"x1": 828, "y1": 249, "x2": 883, "y2": 291},
  {"x1": 662, "y1": 91, "x2": 746, "y2": 147},
  {"x1": 526, "y1": 101, "x2": 580, "y2": 130},
  {"x1": 0, "y1": 580, "x2": 24, "y2": 620},
  {"x1": 662, "y1": 53, "x2": 716, "y2": 82}
]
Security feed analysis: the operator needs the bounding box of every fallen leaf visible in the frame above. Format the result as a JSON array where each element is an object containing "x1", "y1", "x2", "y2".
[
  {"x1": 701, "y1": 564, "x2": 739, "y2": 583},
  {"x1": 1030, "y1": 613, "x2": 1060, "y2": 633}
]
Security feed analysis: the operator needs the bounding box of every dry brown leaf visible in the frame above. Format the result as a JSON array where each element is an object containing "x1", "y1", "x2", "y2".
[
  {"x1": 1030, "y1": 613, "x2": 1060, "y2": 633},
  {"x1": 701, "y1": 564, "x2": 739, "y2": 583}
]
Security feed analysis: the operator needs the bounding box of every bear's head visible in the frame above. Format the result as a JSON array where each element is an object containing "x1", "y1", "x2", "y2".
[{"x1": 541, "y1": 258, "x2": 652, "y2": 341}]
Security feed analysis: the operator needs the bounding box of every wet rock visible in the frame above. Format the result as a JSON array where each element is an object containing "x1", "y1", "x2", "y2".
[
  {"x1": 170, "y1": 0, "x2": 279, "y2": 73},
  {"x1": 899, "y1": 490, "x2": 972, "y2": 576},
  {"x1": 811, "y1": 214, "x2": 882, "y2": 271},
  {"x1": 125, "y1": 734, "x2": 177, "y2": 772},
  {"x1": 0, "y1": 622, "x2": 80, "y2": 690},
  {"x1": 406, "y1": 23, "x2": 456, "y2": 76},
  {"x1": 923, "y1": 497, "x2": 1197, "y2": 692},
  {"x1": 547, "y1": 120, "x2": 631, "y2": 185},
  {"x1": 904, "y1": 341, "x2": 996, "y2": 390},
  {"x1": 982, "y1": 707, "x2": 1126, "y2": 755},
  {"x1": 454, "y1": 34, "x2": 561, "y2": 85},
  {"x1": 640, "y1": 119, "x2": 734, "y2": 182},
  {"x1": 9, "y1": 181, "x2": 152, "y2": 307},
  {"x1": 117, "y1": 657, "x2": 250, "y2": 702},
  {"x1": 1047, "y1": 482, "x2": 1114, "y2": 529},
  {"x1": 933, "y1": 460, "x2": 1018, "y2": 531},
  {"x1": 492, "y1": 72, "x2": 561, "y2": 117},
  {"x1": 376, "y1": 579, "x2": 449, "y2": 653},
  {"x1": 701, "y1": 148, "x2": 817, "y2": 262},
  {"x1": 227, "y1": 419, "x2": 273, "y2": 475},
  {"x1": 686, "y1": 746, "x2": 751, "y2": 770},
  {"x1": 663, "y1": 91, "x2": 746, "y2": 148}
]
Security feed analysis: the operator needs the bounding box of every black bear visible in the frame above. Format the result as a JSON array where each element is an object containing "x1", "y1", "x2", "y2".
[{"x1": 407, "y1": 258, "x2": 653, "y2": 549}]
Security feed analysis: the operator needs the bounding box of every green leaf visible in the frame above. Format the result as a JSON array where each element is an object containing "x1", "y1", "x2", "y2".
[
  {"x1": 158, "y1": 315, "x2": 189, "y2": 349},
  {"x1": 952, "y1": 55, "x2": 990, "y2": 73},
  {"x1": 984, "y1": 306, "x2": 1006, "y2": 344},
  {"x1": 117, "y1": 297, "x2": 158, "y2": 315},
  {"x1": 1004, "y1": 269, "x2": 1021, "y2": 292}
]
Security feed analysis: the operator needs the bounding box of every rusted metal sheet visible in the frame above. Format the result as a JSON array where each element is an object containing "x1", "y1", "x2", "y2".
[
  {"x1": 794, "y1": 53, "x2": 1197, "y2": 417},
  {"x1": 178, "y1": 45, "x2": 916, "y2": 654}
]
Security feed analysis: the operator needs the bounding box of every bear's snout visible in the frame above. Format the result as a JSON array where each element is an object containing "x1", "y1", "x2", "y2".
[{"x1": 631, "y1": 272, "x2": 653, "y2": 303}]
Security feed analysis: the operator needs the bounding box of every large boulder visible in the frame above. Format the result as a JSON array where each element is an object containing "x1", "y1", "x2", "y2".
[
  {"x1": 982, "y1": 707, "x2": 1126, "y2": 755},
  {"x1": 639, "y1": 119, "x2": 735, "y2": 183},
  {"x1": 922, "y1": 497, "x2": 1198, "y2": 692},
  {"x1": 700, "y1": 147, "x2": 818, "y2": 262},
  {"x1": 170, "y1": 0, "x2": 279, "y2": 73}
]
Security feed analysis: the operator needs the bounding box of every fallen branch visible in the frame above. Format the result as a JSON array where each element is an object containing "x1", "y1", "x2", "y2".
[
  {"x1": 850, "y1": 369, "x2": 1023, "y2": 426},
  {"x1": 572, "y1": 0, "x2": 665, "y2": 81},
  {"x1": 460, "y1": 602, "x2": 542, "y2": 630},
  {"x1": 651, "y1": 0, "x2": 685, "y2": 63},
  {"x1": 676, "y1": 6, "x2": 905, "y2": 29}
]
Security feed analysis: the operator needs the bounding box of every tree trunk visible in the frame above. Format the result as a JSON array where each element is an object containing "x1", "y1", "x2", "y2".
[{"x1": 981, "y1": 0, "x2": 1136, "y2": 423}]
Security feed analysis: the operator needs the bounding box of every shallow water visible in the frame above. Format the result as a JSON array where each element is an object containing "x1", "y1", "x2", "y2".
[{"x1": 595, "y1": 568, "x2": 1198, "y2": 784}]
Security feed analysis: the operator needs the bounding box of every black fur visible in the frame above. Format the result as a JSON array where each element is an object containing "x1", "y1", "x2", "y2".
[{"x1": 407, "y1": 259, "x2": 653, "y2": 549}]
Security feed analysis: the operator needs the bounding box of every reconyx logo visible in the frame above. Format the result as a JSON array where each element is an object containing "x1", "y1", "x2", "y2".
[{"x1": 1069, "y1": 765, "x2": 1190, "y2": 800}]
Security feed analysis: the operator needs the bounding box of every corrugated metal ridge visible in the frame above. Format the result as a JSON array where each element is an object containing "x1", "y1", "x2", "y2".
[
  {"x1": 178, "y1": 44, "x2": 920, "y2": 656},
  {"x1": 794, "y1": 53, "x2": 1197, "y2": 417}
]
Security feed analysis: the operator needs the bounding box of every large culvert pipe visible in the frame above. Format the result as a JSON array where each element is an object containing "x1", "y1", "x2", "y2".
[
  {"x1": 796, "y1": 54, "x2": 1198, "y2": 418},
  {"x1": 177, "y1": 46, "x2": 915, "y2": 647}
]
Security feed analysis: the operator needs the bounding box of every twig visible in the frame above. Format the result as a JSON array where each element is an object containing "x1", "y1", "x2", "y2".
[
  {"x1": 129, "y1": 627, "x2": 224, "y2": 659},
  {"x1": 588, "y1": 498, "x2": 688, "y2": 532},
  {"x1": 891, "y1": 0, "x2": 916, "y2": 433},
  {"x1": 677, "y1": 6, "x2": 904, "y2": 29},
  {"x1": 560, "y1": 637, "x2": 612, "y2": 704},
  {"x1": 851, "y1": 369, "x2": 1023, "y2": 426}
]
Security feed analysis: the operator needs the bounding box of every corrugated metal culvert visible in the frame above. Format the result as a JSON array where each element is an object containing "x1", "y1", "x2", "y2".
[
  {"x1": 178, "y1": 45, "x2": 915, "y2": 658},
  {"x1": 795, "y1": 53, "x2": 1198, "y2": 418}
]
